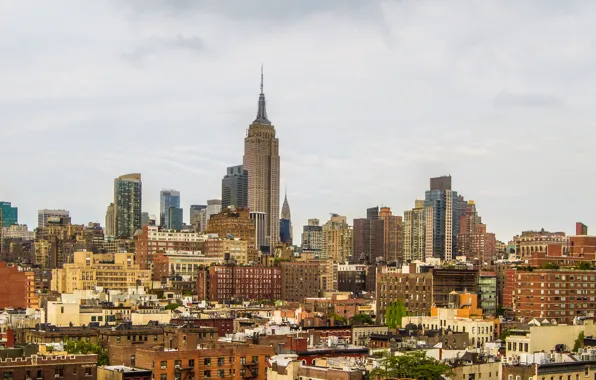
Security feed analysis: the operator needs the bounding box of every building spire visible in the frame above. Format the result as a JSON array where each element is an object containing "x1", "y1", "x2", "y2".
[{"x1": 254, "y1": 64, "x2": 271, "y2": 125}]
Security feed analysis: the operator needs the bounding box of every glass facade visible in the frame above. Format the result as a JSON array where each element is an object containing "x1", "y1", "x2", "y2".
[
  {"x1": 222, "y1": 165, "x2": 248, "y2": 209},
  {"x1": 168, "y1": 207, "x2": 183, "y2": 231},
  {"x1": 160, "y1": 190, "x2": 180, "y2": 229},
  {"x1": 424, "y1": 189, "x2": 461, "y2": 260},
  {"x1": 114, "y1": 174, "x2": 142, "y2": 239},
  {"x1": 279, "y1": 219, "x2": 291, "y2": 244},
  {"x1": 0, "y1": 201, "x2": 18, "y2": 227}
]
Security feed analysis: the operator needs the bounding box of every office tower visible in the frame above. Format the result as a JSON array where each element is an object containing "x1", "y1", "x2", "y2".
[
  {"x1": 352, "y1": 206, "x2": 384, "y2": 264},
  {"x1": 322, "y1": 214, "x2": 353, "y2": 262},
  {"x1": 0, "y1": 202, "x2": 18, "y2": 227},
  {"x1": 141, "y1": 212, "x2": 150, "y2": 227},
  {"x1": 250, "y1": 211, "x2": 266, "y2": 251},
  {"x1": 403, "y1": 200, "x2": 427, "y2": 262},
  {"x1": 105, "y1": 203, "x2": 115, "y2": 238},
  {"x1": 242, "y1": 68, "x2": 280, "y2": 249},
  {"x1": 424, "y1": 175, "x2": 461, "y2": 261},
  {"x1": 221, "y1": 165, "x2": 248, "y2": 209},
  {"x1": 457, "y1": 200, "x2": 496, "y2": 263},
  {"x1": 379, "y1": 206, "x2": 403, "y2": 264},
  {"x1": 302, "y1": 218, "x2": 323, "y2": 254},
  {"x1": 160, "y1": 189, "x2": 180, "y2": 228},
  {"x1": 38, "y1": 209, "x2": 69, "y2": 228},
  {"x1": 113, "y1": 173, "x2": 142, "y2": 239},
  {"x1": 168, "y1": 207, "x2": 183, "y2": 231},
  {"x1": 279, "y1": 191, "x2": 292, "y2": 244},
  {"x1": 201, "y1": 199, "x2": 222, "y2": 230},
  {"x1": 190, "y1": 205, "x2": 206, "y2": 226}
]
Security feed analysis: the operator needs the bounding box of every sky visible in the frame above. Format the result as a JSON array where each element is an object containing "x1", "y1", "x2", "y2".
[{"x1": 1, "y1": 0, "x2": 596, "y2": 242}]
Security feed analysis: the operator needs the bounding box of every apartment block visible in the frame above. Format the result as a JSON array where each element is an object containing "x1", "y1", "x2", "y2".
[
  {"x1": 135, "y1": 225, "x2": 209, "y2": 269},
  {"x1": 51, "y1": 251, "x2": 151, "y2": 293},
  {"x1": 196, "y1": 265, "x2": 282, "y2": 302},
  {"x1": 281, "y1": 261, "x2": 321, "y2": 302}
]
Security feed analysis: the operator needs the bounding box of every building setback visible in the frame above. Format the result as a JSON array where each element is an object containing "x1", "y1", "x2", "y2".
[{"x1": 243, "y1": 69, "x2": 280, "y2": 250}]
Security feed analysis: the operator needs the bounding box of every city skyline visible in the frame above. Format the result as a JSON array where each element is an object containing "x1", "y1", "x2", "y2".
[{"x1": 2, "y1": 1, "x2": 596, "y2": 241}]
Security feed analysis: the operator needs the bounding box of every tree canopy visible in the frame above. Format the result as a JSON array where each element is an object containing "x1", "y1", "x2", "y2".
[
  {"x1": 63, "y1": 339, "x2": 109, "y2": 366},
  {"x1": 351, "y1": 313, "x2": 373, "y2": 325},
  {"x1": 370, "y1": 351, "x2": 451, "y2": 380}
]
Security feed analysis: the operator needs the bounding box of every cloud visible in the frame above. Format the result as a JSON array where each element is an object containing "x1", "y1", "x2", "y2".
[
  {"x1": 493, "y1": 90, "x2": 565, "y2": 108},
  {"x1": 122, "y1": 34, "x2": 205, "y2": 66}
]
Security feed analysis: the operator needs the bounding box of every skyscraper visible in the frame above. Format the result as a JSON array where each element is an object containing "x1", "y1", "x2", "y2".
[
  {"x1": 242, "y1": 68, "x2": 280, "y2": 249},
  {"x1": 0, "y1": 202, "x2": 18, "y2": 228},
  {"x1": 352, "y1": 206, "x2": 385, "y2": 264},
  {"x1": 221, "y1": 165, "x2": 248, "y2": 209},
  {"x1": 38, "y1": 209, "x2": 69, "y2": 229},
  {"x1": 403, "y1": 200, "x2": 427, "y2": 262},
  {"x1": 279, "y1": 191, "x2": 292, "y2": 244},
  {"x1": 302, "y1": 219, "x2": 323, "y2": 255},
  {"x1": 113, "y1": 173, "x2": 142, "y2": 239},
  {"x1": 168, "y1": 207, "x2": 183, "y2": 231},
  {"x1": 378, "y1": 206, "x2": 403, "y2": 264},
  {"x1": 190, "y1": 205, "x2": 206, "y2": 226},
  {"x1": 160, "y1": 189, "x2": 180, "y2": 228},
  {"x1": 250, "y1": 211, "x2": 266, "y2": 251},
  {"x1": 424, "y1": 175, "x2": 461, "y2": 262},
  {"x1": 322, "y1": 214, "x2": 353, "y2": 262},
  {"x1": 105, "y1": 203, "x2": 115, "y2": 239}
]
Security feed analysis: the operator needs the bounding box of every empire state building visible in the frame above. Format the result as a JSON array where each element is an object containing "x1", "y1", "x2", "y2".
[{"x1": 243, "y1": 69, "x2": 280, "y2": 250}]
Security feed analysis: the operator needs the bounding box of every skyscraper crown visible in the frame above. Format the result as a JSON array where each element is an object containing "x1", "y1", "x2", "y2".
[{"x1": 254, "y1": 65, "x2": 271, "y2": 125}]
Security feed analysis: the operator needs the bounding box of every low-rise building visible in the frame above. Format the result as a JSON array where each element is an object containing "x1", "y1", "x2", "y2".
[{"x1": 98, "y1": 365, "x2": 152, "y2": 380}]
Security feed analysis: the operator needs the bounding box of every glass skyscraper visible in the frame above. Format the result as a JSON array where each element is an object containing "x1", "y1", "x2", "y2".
[
  {"x1": 222, "y1": 165, "x2": 248, "y2": 209},
  {"x1": 0, "y1": 201, "x2": 18, "y2": 227},
  {"x1": 160, "y1": 189, "x2": 181, "y2": 229}
]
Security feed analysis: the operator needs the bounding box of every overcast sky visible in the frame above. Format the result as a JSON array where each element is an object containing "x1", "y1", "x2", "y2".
[{"x1": 1, "y1": 0, "x2": 595, "y2": 242}]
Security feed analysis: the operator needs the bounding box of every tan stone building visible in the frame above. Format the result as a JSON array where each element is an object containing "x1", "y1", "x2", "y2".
[
  {"x1": 51, "y1": 251, "x2": 151, "y2": 292},
  {"x1": 322, "y1": 214, "x2": 353, "y2": 262},
  {"x1": 206, "y1": 208, "x2": 256, "y2": 249},
  {"x1": 243, "y1": 71, "x2": 280, "y2": 250},
  {"x1": 403, "y1": 200, "x2": 427, "y2": 262}
]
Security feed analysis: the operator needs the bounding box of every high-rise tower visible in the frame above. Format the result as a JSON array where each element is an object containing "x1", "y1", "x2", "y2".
[
  {"x1": 113, "y1": 173, "x2": 142, "y2": 239},
  {"x1": 222, "y1": 165, "x2": 248, "y2": 209},
  {"x1": 160, "y1": 189, "x2": 181, "y2": 229},
  {"x1": 242, "y1": 67, "x2": 280, "y2": 249},
  {"x1": 280, "y1": 191, "x2": 292, "y2": 244}
]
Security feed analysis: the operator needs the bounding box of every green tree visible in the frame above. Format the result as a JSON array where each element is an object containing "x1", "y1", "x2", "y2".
[
  {"x1": 575, "y1": 262, "x2": 593, "y2": 270},
  {"x1": 370, "y1": 351, "x2": 451, "y2": 380},
  {"x1": 541, "y1": 262, "x2": 560, "y2": 270},
  {"x1": 351, "y1": 313, "x2": 373, "y2": 325},
  {"x1": 574, "y1": 331, "x2": 585, "y2": 352},
  {"x1": 165, "y1": 302, "x2": 182, "y2": 311},
  {"x1": 500, "y1": 328, "x2": 511, "y2": 340},
  {"x1": 385, "y1": 300, "x2": 407, "y2": 329},
  {"x1": 63, "y1": 339, "x2": 109, "y2": 366},
  {"x1": 329, "y1": 312, "x2": 348, "y2": 325}
]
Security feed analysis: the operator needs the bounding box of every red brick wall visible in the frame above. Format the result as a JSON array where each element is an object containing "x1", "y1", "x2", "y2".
[{"x1": 0, "y1": 262, "x2": 27, "y2": 309}]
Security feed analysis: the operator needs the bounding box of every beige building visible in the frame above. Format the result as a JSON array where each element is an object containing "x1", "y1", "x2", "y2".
[
  {"x1": 513, "y1": 230, "x2": 567, "y2": 257},
  {"x1": 322, "y1": 214, "x2": 353, "y2": 262},
  {"x1": 243, "y1": 71, "x2": 280, "y2": 250},
  {"x1": 352, "y1": 325, "x2": 388, "y2": 346},
  {"x1": 403, "y1": 200, "x2": 426, "y2": 262},
  {"x1": 34, "y1": 239, "x2": 52, "y2": 268},
  {"x1": 451, "y1": 362, "x2": 500, "y2": 380},
  {"x1": 105, "y1": 203, "x2": 115, "y2": 238},
  {"x1": 51, "y1": 251, "x2": 151, "y2": 293},
  {"x1": 505, "y1": 320, "x2": 596, "y2": 363}
]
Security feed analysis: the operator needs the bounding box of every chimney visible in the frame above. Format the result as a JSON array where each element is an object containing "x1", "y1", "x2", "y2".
[{"x1": 6, "y1": 328, "x2": 15, "y2": 348}]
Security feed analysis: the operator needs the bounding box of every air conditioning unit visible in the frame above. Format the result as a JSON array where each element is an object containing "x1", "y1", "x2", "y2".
[{"x1": 175, "y1": 364, "x2": 182, "y2": 369}]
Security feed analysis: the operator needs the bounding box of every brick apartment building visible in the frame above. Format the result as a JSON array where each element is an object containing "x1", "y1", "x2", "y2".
[
  {"x1": 135, "y1": 225, "x2": 208, "y2": 269},
  {"x1": 281, "y1": 261, "x2": 321, "y2": 302},
  {"x1": 506, "y1": 267, "x2": 596, "y2": 324},
  {"x1": 135, "y1": 343, "x2": 273, "y2": 380},
  {"x1": 0, "y1": 261, "x2": 36, "y2": 309},
  {"x1": 376, "y1": 266, "x2": 478, "y2": 323},
  {"x1": 171, "y1": 318, "x2": 234, "y2": 337},
  {"x1": 0, "y1": 354, "x2": 97, "y2": 379},
  {"x1": 196, "y1": 265, "x2": 282, "y2": 302}
]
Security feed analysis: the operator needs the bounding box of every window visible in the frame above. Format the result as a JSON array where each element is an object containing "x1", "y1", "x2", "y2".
[
  {"x1": 218, "y1": 357, "x2": 225, "y2": 366},
  {"x1": 218, "y1": 370, "x2": 225, "y2": 378},
  {"x1": 36, "y1": 370, "x2": 42, "y2": 379},
  {"x1": 54, "y1": 369, "x2": 64, "y2": 378},
  {"x1": 26, "y1": 371, "x2": 31, "y2": 380},
  {"x1": 175, "y1": 360, "x2": 182, "y2": 368},
  {"x1": 160, "y1": 361, "x2": 167, "y2": 369},
  {"x1": 160, "y1": 375, "x2": 166, "y2": 380},
  {"x1": 3, "y1": 372, "x2": 13, "y2": 380},
  {"x1": 205, "y1": 358, "x2": 211, "y2": 366},
  {"x1": 204, "y1": 370, "x2": 211, "y2": 378},
  {"x1": 189, "y1": 359, "x2": 195, "y2": 367},
  {"x1": 85, "y1": 368, "x2": 92, "y2": 377}
]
